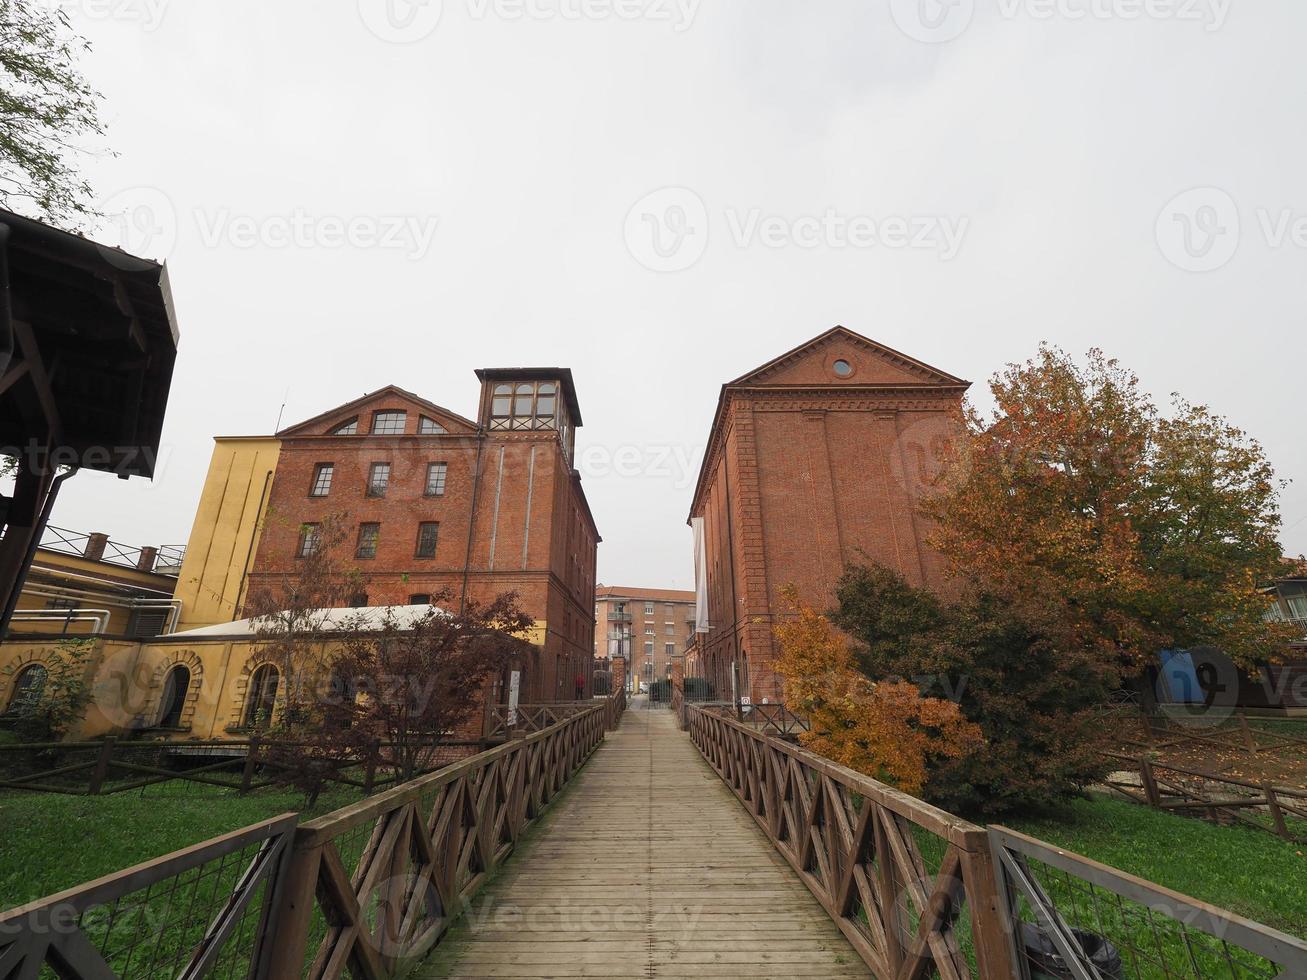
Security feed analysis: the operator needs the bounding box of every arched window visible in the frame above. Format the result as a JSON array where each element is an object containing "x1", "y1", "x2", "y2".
[
  {"x1": 158, "y1": 666, "x2": 191, "y2": 728},
  {"x1": 244, "y1": 664, "x2": 279, "y2": 729},
  {"x1": 6, "y1": 664, "x2": 47, "y2": 713},
  {"x1": 331, "y1": 417, "x2": 359, "y2": 435}
]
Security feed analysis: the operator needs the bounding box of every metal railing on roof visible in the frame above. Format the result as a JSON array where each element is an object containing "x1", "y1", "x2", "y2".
[{"x1": 36, "y1": 525, "x2": 186, "y2": 576}]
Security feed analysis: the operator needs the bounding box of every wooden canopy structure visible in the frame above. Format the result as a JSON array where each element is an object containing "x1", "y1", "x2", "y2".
[{"x1": 0, "y1": 209, "x2": 180, "y2": 637}]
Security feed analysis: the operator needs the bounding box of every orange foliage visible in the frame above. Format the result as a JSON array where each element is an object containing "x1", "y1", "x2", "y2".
[{"x1": 771, "y1": 588, "x2": 981, "y2": 795}]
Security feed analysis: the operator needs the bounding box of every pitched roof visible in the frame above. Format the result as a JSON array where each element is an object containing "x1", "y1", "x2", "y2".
[
  {"x1": 729, "y1": 325, "x2": 968, "y2": 387},
  {"x1": 277, "y1": 384, "x2": 478, "y2": 437},
  {"x1": 688, "y1": 326, "x2": 970, "y2": 521}
]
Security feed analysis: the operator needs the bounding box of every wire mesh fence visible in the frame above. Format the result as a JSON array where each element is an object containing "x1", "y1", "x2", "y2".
[
  {"x1": 0, "y1": 814, "x2": 295, "y2": 978},
  {"x1": 990, "y1": 826, "x2": 1307, "y2": 980}
]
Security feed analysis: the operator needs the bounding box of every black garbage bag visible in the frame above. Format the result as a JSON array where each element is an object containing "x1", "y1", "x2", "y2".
[{"x1": 1020, "y1": 921, "x2": 1124, "y2": 980}]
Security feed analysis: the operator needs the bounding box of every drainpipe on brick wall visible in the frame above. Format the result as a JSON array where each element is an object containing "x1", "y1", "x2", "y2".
[{"x1": 459, "y1": 430, "x2": 487, "y2": 615}]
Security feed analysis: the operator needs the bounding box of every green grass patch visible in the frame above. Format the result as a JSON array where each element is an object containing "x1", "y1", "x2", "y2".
[
  {"x1": 0, "y1": 781, "x2": 362, "y2": 911},
  {"x1": 1006, "y1": 793, "x2": 1307, "y2": 939}
]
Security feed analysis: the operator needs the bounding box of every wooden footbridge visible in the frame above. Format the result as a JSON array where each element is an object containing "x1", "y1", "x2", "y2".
[
  {"x1": 4, "y1": 693, "x2": 1306, "y2": 980},
  {"x1": 419, "y1": 701, "x2": 872, "y2": 979}
]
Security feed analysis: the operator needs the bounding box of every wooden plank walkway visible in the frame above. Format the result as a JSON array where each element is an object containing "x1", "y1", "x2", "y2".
[{"x1": 419, "y1": 699, "x2": 873, "y2": 979}]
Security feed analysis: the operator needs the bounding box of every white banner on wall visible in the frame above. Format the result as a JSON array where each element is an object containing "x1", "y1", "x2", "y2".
[{"x1": 692, "y1": 516, "x2": 711, "y2": 633}]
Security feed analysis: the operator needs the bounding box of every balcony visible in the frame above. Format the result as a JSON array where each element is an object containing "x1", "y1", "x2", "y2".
[{"x1": 608, "y1": 611, "x2": 632, "y2": 623}]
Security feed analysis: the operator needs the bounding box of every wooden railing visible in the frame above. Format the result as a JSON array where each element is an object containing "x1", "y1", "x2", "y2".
[
  {"x1": 0, "y1": 814, "x2": 297, "y2": 976},
  {"x1": 684, "y1": 704, "x2": 1017, "y2": 979},
  {"x1": 991, "y1": 826, "x2": 1307, "y2": 978},
  {"x1": 0, "y1": 736, "x2": 483, "y2": 797},
  {"x1": 483, "y1": 689, "x2": 627, "y2": 739},
  {"x1": 265, "y1": 702, "x2": 610, "y2": 977}
]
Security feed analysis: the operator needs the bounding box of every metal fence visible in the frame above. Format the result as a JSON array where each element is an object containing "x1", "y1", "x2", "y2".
[
  {"x1": 990, "y1": 826, "x2": 1307, "y2": 979},
  {"x1": 0, "y1": 814, "x2": 297, "y2": 978}
]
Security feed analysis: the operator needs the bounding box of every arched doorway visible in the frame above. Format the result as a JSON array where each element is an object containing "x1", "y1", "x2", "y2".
[{"x1": 158, "y1": 666, "x2": 190, "y2": 728}]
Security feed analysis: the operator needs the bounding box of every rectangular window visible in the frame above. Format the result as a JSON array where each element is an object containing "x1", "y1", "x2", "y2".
[
  {"x1": 356, "y1": 523, "x2": 380, "y2": 559},
  {"x1": 425, "y1": 462, "x2": 447, "y2": 496},
  {"x1": 309, "y1": 463, "x2": 334, "y2": 497},
  {"x1": 665, "y1": 643, "x2": 675, "y2": 656},
  {"x1": 644, "y1": 641, "x2": 653, "y2": 656},
  {"x1": 645, "y1": 626, "x2": 654, "y2": 635},
  {"x1": 409, "y1": 593, "x2": 432, "y2": 605},
  {"x1": 665, "y1": 623, "x2": 675, "y2": 635},
  {"x1": 371, "y1": 411, "x2": 406, "y2": 435},
  {"x1": 644, "y1": 602, "x2": 654, "y2": 615},
  {"x1": 367, "y1": 462, "x2": 391, "y2": 497},
  {"x1": 1287, "y1": 594, "x2": 1307, "y2": 620},
  {"x1": 297, "y1": 523, "x2": 321, "y2": 558},
  {"x1": 415, "y1": 522, "x2": 439, "y2": 559}
]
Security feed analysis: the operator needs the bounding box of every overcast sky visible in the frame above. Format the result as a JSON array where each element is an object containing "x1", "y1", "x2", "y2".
[{"x1": 39, "y1": 0, "x2": 1307, "y2": 589}]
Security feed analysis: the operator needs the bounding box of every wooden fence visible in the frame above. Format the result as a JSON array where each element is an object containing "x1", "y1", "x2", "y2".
[
  {"x1": 265, "y1": 701, "x2": 610, "y2": 977},
  {"x1": 1102, "y1": 753, "x2": 1307, "y2": 842},
  {"x1": 1115, "y1": 709, "x2": 1307, "y2": 757},
  {"x1": 482, "y1": 691, "x2": 626, "y2": 740},
  {"x1": 685, "y1": 703, "x2": 1017, "y2": 979},
  {"x1": 0, "y1": 736, "x2": 483, "y2": 798},
  {"x1": 0, "y1": 814, "x2": 298, "y2": 977},
  {"x1": 0, "y1": 694, "x2": 622, "y2": 979}
]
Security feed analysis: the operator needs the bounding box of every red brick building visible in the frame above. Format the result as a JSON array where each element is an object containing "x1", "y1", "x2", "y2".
[
  {"x1": 687, "y1": 327, "x2": 969, "y2": 704},
  {"x1": 593, "y1": 585, "x2": 696, "y2": 689},
  {"x1": 243, "y1": 370, "x2": 600, "y2": 703}
]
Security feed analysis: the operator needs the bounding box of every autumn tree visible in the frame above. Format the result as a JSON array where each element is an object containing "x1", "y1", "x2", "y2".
[
  {"x1": 772, "y1": 587, "x2": 980, "y2": 796},
  {"x1": 1, "y1": 1, "x2": 109, "y2": 226},
  {"x1": 323, "y1": 591, "x2": 533, "y2": 784},
  {"x1": 833, "y1": 564, "x2": 1118, "y2": 816},
  {"x1": 924, "y1": 346, "x2": 1294, "y2": 687}
]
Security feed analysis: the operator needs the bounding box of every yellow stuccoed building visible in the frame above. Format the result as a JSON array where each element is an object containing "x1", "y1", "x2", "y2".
[{"x1": 2, "y1": 401, "x2": 573, "y2": 741}]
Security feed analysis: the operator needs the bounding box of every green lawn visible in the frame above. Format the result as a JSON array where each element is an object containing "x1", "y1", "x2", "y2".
[
  {"x1": 1006, "y1": 793, "x2": 1307, "y2": 939},
  {"x1": 0, "y1": 781, "x2": 362, "y2": 911}
]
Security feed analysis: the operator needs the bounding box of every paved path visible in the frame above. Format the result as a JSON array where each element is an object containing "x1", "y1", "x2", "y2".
[{"x1": 419, "y1": 700, "x2": 873, "y2": 980}]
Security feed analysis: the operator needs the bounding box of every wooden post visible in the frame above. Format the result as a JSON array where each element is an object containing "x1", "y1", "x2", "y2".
[
  {"x1": 1139, "y1": 757, "x2": 1161, "y2": 808},
  {"x1": 260, "y1": 840, "x2": 322, "y2": 979},
  {"x1": 1239, "y1": 714, "x2": 1259, "y2": 753},
  {"x1": 88, "y1": 736, "x2": 116, "y2": 795},
  {"x1": 959, "y1": 830, "x2": 1020, "y2": 980},
  {"x1": 873, "y1": 808, "x2": 906, "y2": 977},
  {"x1": 240, "y1": 735, "x2": 261, "y2": 795},
  {"x1": 1264, "y1": 783, "x2": 1290, "y2": 840}
]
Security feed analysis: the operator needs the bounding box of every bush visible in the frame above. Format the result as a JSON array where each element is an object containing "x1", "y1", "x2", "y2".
[{"x1": 832, "y1": 564, "x2": 1119, "y2": 816}]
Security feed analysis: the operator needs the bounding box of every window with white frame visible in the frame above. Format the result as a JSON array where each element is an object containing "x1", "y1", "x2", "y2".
[
  {"x1": 371, "y1": 411, "x2": 407, "y2": 435},
  {"x1": 425, "y1": 462, "x2": 447, "y2": 496},
  {"x1": 309, "y1": 463, "x2": 334, "y2": 497}
]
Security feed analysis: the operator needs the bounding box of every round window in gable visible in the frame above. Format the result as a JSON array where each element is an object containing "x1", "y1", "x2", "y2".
[{"x1": 832, "y1": 358, "x2": 853, "y2": 378}]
